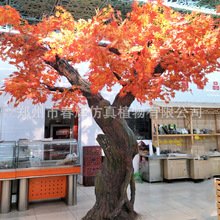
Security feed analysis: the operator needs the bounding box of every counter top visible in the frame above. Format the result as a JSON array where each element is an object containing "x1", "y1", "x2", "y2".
[
  {"x1": 0, "y1": 164, "x2": 81, "y2": 180},
  {"x1": 16, "y1": 164, "x2": 81, "y2": 179}
]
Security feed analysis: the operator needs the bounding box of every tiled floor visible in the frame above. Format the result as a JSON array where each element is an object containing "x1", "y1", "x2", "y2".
[{"x1": 0, "y1": 178, "x2": 218, "y2": 220}]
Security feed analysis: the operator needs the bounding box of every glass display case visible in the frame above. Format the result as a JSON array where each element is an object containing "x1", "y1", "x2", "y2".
[
  {"x1": 17, "y1": 139, "x2": 79, "y2": 168},
  {"x1": 0, "y1": 139, "x2": 80, "y2": 213},
  {"x1": 0, "y1": 141, "x2": 16, "y2": 169}
]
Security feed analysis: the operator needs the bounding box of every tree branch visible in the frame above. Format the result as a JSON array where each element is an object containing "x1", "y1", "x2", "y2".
[
  {"x1": 113, "y1": 71, "x2": 121, "y2": 81},
  {"x1": 45, "y1": 49, "x2": 165, "y2": 117},
  {"x1": 42, "y1": 84, "x2": 74, "y2": 92},
  {"x1": 45, "y1": 55, "x2": 93, "y2": 98},
  {"x1": 45, "y1": 56, "x2": 109, "y2": 129},
  {"x1": 98, "y1": 42, "x2": 121, "y2": 55},
  {"x1": 112, "y1": 92, "x2": 135, "y2": 114}
]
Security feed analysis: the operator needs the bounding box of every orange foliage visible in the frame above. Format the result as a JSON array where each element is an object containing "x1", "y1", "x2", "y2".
[{"x1": 0, "y1": 1, "x2": 219, "y2": 108}]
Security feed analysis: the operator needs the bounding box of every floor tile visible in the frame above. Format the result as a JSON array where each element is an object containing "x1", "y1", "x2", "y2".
[
  {"x1": 146, "y1": 209, "x2": 192, "y2": 220},
  {"x1": 0, "y1": 205, "x2": 36, "y2": 220},
  {"x1": 0, "y1": 179, "x2": 218, "y2": 220},
  {"x1": 135, "y1": 214, "x2": 157, "y2": 220},
  {"x1": 70, "y1": 209, "x2": 90, "y2": 220},
  {"x1": 0, "y1": 216, "x2": 37, "y2": 220},
  {"x1": 35, "y1": 211, "x2": 76, "y2": 220},
  {"x1": 68, "y1": 194, "x2": 95, "y2": 212},
  {"x1": 32, "y1": 199, "x2": 69, "y2": 215}
]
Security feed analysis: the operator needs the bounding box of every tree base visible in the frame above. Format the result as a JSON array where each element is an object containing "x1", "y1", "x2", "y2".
[{"x1": 82, "y1": 208, "x2": 139, "y2": 220}]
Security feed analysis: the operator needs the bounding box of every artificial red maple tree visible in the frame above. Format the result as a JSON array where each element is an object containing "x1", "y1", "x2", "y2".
[{"x1": 0, "y1": 1, "x2": 220, "y2": 219}]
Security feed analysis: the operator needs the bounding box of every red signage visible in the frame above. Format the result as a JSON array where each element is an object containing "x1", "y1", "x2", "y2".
[{"x1": 213, "y1": 85, "x2": 220, "y2": 90}]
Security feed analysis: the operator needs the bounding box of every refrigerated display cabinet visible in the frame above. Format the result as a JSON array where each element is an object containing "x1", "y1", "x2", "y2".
[{"x1": 16, "y1": 139, "x2": 81, "y2": 211}]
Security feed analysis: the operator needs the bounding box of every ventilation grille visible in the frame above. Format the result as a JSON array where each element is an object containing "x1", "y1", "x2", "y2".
[{"x1": 28, "y1": 176, "x2": 66, "y2": 201}]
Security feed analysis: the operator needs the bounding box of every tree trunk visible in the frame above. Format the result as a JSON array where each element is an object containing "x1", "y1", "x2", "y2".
[
  {"x1": 82, "y1": 117, "x2": 138, "y2": 220},
  {"x1": 45, "y1": 58, "x2": 138, "y2": 219}
]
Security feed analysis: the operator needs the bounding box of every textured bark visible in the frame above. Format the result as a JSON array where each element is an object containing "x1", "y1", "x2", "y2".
[
  {"x1": 46, "y1": 57, "x2": 139, "y2": 220},
  {"x1": 83, "y1": 97, "x2": 138, "y2": 220},
  {"x1": 82, "y1": 118, "x2": 138, "y2": 220}
]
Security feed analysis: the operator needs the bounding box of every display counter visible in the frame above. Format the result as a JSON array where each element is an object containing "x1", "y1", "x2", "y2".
[
  {"x1": 16, "y1": 164, "x2": 81, "y2": 211},
  {"x1": 139, "y1": 154, "x2": 164, "y2": 182},
  {"x1": 163, "y1": 154, "x2": 190, "y2": 180},
  {"x1": 189, "y1": 152, "x2": 220, "y2": 180},
  {"x1": 210, "y1": 153, "x2": 220, "y2": 176},
  {"x1": 139, "y1": 153, "x2": 191, "y2": 181},
  {"x1": 16, "y1": 139, "x2": 81, "y2": 211},
  {"x1": 0, "y1": 141, "x2": 16, "y2": 214},
  {"x1": 189, "y1": 157, "x2": 212, "y2": 180},
  {"x1": 0, "y1": 139, "x2": 81, "y2": 213},
  {"x1": 138, "y1": 150, "x2": 220, "y2": 182}
]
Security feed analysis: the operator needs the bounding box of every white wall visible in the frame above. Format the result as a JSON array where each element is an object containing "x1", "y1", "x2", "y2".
[
  {"x1": 1, "y1": 103, "x2": 45, "y2": 140},
  {"x1": 79, "y1": 109, "x2": 102, "y2": 147},
  {"x1": 0, "y1": 62, "x2": 48, "y2": 141},
  {"x1": 171, "y1": 71, "x2": 220, "y2": 103}
]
